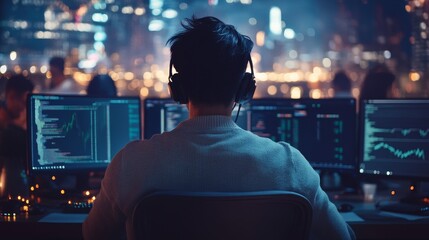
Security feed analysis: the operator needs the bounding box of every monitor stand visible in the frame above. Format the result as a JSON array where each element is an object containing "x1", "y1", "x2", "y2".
[
  {"x1": 320, "y1": 170, "x2": 360, "y2": 193},
  {"x1": 29, "y1": 172, "x2": 101, "y2": 201},
  {"x1": 65, "y1": 172, "x2": 102, "y2": 200},
  {"x1": 320, "y1": 171, "x2": 342, "y2": 191}
]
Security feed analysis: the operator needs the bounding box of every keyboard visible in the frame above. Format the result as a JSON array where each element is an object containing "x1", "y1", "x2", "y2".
[
  {"x1": 62, "y1": 201, "x2": 93, "y2": 213},
  {"x1": 377, "y1": 202, "x2": 429, "y2": 216}
]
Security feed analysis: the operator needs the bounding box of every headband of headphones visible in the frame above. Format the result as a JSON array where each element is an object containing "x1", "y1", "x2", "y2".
[{"x1": 168, "y1": 55, "x2": 256, "y2": 104}]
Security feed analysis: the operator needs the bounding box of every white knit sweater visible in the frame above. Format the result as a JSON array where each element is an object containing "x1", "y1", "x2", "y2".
[{"x1": 83, "y1": 115, "x2": 354, "y2": 240}]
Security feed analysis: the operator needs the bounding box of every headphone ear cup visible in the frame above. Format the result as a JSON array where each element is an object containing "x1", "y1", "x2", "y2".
[
  {"x1": 168, "y1": 74, "x2": 188, "y2": 104},
  {"x1": 235, "y1": 72, "x2": 256, "y2": 104}
]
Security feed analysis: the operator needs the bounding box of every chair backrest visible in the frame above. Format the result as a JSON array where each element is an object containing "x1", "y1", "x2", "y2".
[{"x1": 130, "y1": 190, "x2": 313, "y2": 240}]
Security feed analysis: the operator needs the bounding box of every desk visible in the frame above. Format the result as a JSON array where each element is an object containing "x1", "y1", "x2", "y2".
[
  {"x1": 334, "y1": 194, "x2": 429, "y2": 240},
  {"x1": 0, "y1": 220, "x2": 82, "y2": 240},
  {"x1": 342, "y1": 209, "x2": 429, "y2": 239},
  {"x1": 1, "y1": 206, "x2": 429, "y2": 240}
]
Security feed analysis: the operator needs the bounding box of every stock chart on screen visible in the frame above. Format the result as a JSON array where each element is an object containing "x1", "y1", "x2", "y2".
[
  {"x1": 360, "y1": 99, "x2": 429, "y2": 179},
  {"x1": 28, "y1": 94, "x2": 141, "y2": 173}
]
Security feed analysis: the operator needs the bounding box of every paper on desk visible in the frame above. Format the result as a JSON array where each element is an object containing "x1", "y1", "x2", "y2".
[
  {"x1": 38, "y1": 213, "x2": 88, "y2": 223},
  {"x1": 380, "y1": 211, "x2": 429, "y2": 221},
  {"x1": 341, "y1": 212, "x2": 365, "y2": 222}
]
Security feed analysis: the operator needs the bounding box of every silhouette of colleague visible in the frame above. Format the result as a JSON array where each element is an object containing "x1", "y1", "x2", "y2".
[
  {"x1": 0, "y1": 74, "x2": 34, "y2": 198},
  {"x1": 332, "y1": 71, "x2": 353, "y2": 98},
  {"x1": 86, "y1": 74, "x2": 117, "y2": 97},
  {"x1": 48, "y1": 56, "x2": 82, "y2": 94},
  {"x1": 359, "y1": 65, "x2": 398, "y2": 100}
]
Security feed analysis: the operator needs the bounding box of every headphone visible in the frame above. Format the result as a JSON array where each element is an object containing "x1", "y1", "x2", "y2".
[{"x1": 168, "y1": 56, "x2": 256, "y2": 105}]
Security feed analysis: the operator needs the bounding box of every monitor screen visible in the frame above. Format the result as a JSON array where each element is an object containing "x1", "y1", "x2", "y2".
[
  {"x1": 143, "y1": 98, "x2": 248, "y2": 139},
  {"x1": 250, "y1": 98, "x2": 357, "y2": 172},
  {"x1": 27, "y1": 94, "x2": 141, "y2": 173},
  {"x1": 359, "y1": 99, "x2": 429, "y2": 179},
  {"x1": 143, "y1": 98, "x2": 188, "y2": 139}
]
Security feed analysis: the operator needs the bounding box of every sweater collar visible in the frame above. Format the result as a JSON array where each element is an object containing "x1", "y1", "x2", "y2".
[{"x1": 176, "y1": 115, "x2": 238, "y2": 131}]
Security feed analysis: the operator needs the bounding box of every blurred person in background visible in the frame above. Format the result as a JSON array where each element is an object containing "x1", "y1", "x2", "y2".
[
  {"x1": 86, "y1": 74, "x2": 117, "y2": 97},
  {"x1": 359, "y1": 65, "x2": 399, "y2": 100},
  {"x1": 48, "y1": 56, "x2": 82, "y2": 94},
  {"x1": 332, "y1": 70, "x2": 353, "y2": 98},
  {"x1": 0, "y1": 74, "x2": 34, "y2": 198}
]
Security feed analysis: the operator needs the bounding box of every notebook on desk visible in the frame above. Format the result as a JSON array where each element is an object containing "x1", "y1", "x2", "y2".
[{"x1": 39, "y1": 213, "x2": 87, "y2": 223}]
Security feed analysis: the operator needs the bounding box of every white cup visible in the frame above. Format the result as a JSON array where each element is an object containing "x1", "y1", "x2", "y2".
[{"x1": 362, "y1": 183, "x2": 377, "y2": 202}]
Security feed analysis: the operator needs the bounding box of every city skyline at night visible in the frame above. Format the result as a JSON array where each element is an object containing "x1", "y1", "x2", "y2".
[{"x1": 0, "y1": 0, "x2": 428, "y2": 98}]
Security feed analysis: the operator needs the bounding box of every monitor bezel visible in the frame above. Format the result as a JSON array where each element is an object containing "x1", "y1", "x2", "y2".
[{"x1": 26, "y1": 93, "x2": 142, "y2": 175}]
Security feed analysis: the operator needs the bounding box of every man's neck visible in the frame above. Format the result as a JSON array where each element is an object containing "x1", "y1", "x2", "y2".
[{"x1": 188, "y1": 101, "x2": 233, "y2": 119}]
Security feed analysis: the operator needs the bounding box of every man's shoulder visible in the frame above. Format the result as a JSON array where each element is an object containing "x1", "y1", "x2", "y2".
[
  {"x1": 121, "y1": 138, "x2": 160, "y2": 155},
  {"x1": 245, "y1": 133, "x2": 294, "y2": 149}
]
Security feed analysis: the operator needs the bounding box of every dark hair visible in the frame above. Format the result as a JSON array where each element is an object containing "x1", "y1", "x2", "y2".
[
  {"x1": 86, "y1": 74, "x2": 117, "y2": 97},
  {"x1": 49, "y1": 56, "x2": 65, "y2": 72},
  {"x1": 167, "y1": 16, "x2": 254, "y2": 106},
  {"x1": 5, "y1": 74, "x2": 34, "y2": 94},
  {"x1": 332, "y1": 71, "x2": 351, "y2": 92},
  {"x1": 359, "y1": 68, "x2": 395, "y2": 100}
]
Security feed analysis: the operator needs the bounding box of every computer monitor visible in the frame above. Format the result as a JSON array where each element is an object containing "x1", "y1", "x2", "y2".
[
  {"x1": 359, "y1": 99, "x2": 429, "y2": 179},
  {"x1": 27, "y1": 94, "x2": 141, "y2": 174},
  {"x1": 143, "y1": 98, "x2": 248, "y2": 139},
  {"x1": 250, "y1": 98, "x2": 357, "y2": 172},
  {"x1": 143, "y1": 98, "x2": 188, "y2": 139}
]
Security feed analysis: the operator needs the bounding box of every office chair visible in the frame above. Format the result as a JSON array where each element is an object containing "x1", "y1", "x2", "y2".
[{"x1": 130, "y1": 190, "x2": 313, "y2": 240}]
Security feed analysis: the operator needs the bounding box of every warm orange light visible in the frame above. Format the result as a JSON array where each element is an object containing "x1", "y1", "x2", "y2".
[
  {"x1": 310, "y1": 89, "x2": 322, "y2": 99},
  {"x1": 85, "y1": 191, "x2": 90, "y2": 196},
  {"x1": 256, "y1": 31, "x2": 265, "y2": 47},
  {"x1": 68, "y1": 200, "x2": 72, "y2": 205},
  {"x1": 409, "y1": 72, "x2": 420, "y2": 81},
  {"x1": 410, "y1": 185, "x2": 415, "y2": 191},
  {"x1": 290, "y1": 87, "x2": 302, "y2": 99},
  {"x1": 35, "y1": 184, "x2": 39, "y2": 189},
  {"x1": 17, "y1": 196, "x2": 21, "y2": 200},
  {"x1": 51, "y1": 176, "x2": 56, "y2": 181},
  {"x1": 30, "y1": 186, "x2": 35, "y2": 191},
  {"x1": 405, "y1": 5, "x2": 411, "y2": 12},
  {"x1": 267, "y1": 85, "x2": 277, "y2": 95},
  {"x1": 140, "y1": 87, "x2": 149, "y2": 97},
  {"x1": 60, "y1": 189, "x2": 65, "y2": 195},
  {"x1": 391, "y1": 190, "x2": 396, "y2": 196}
]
